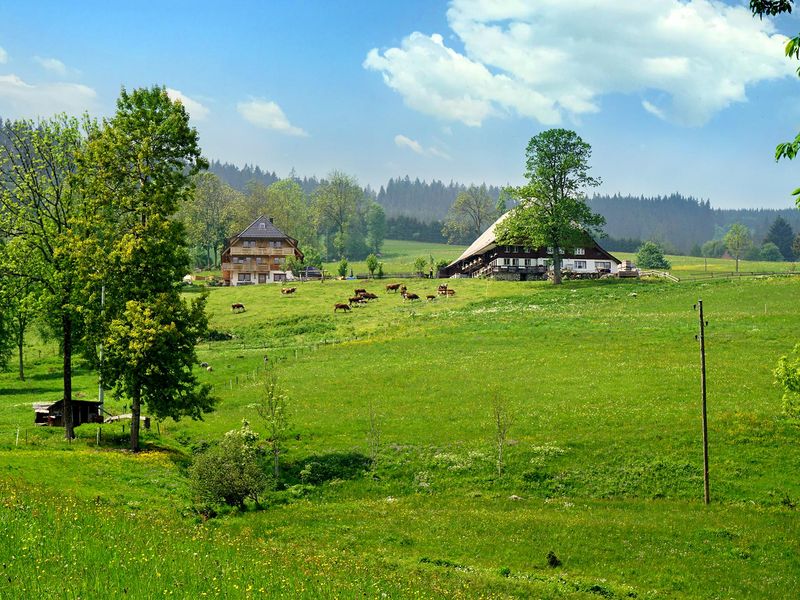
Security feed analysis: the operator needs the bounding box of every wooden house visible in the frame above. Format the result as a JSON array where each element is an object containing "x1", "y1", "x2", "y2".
[
  {"x1": 33, "y1": 399, "x2": 102, "y2": 427},
  {"x1": 221, "y1": 216, "x2": 304, "y2": 286},
  {"x1": 441, "y1": 213, "x2": 620, "y2": 280}
]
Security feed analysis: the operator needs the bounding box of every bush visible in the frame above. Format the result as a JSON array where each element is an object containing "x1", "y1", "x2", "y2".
[
  {"x1": 189, "y1": 421, "x2": 269, "y2": 509},
  {"x1": 376, "y1": 262, "x2": 384, "y2": 279},
  {"x1": 366, "y1": 253, "x2": 379, "y2": 277},
  {"x1": 413, "y1": 256, "x2": 427, "y2": 276},
  {"x1": 701, "y1": 239, "x2": 726, "y2": 258},
  {"x1": 760, "y1": 242, "x2": 784, "y2": 262},
  {"x1": 635, "y1": 241, "x2": 671, "y2": 270},
  {"x1": 297, "y1": 452, "x2": 371, "y2": 485},
  {"x1": 337, "y1": 258, "x2": 349, "y2": 277}
]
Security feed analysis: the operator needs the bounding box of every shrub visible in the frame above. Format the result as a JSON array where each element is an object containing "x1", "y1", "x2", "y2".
[
  {"x1": 775, "y1": 343, "x2": 800, "y2": 418},
  {"x1": 298, "y1": 452, "x2": 371, "y2": 485},
  {"x1": 413, "y1": 256, "x2": 427, "y2": 276},
  {"x1": 635, "y1": 241, "x2": 671, "y2": 270},
  {"x1": 376, "y1": 261, "x2": 384, "y2": 279},
  {"x1": 760, "y1": 242, "x2": 784, "y2": 262},
  {"x1": 189, "y1": 421, "x2": 269, "y2": 509},
  {"x1": 546, "y1": 551, "x2": 562, "y2": 568},
  {"x1": 337, "y1": 258, "x2": 349, "y2": 277},
  {"x1": 366, "y1": 253, "x2": 379, "y2": 277}
]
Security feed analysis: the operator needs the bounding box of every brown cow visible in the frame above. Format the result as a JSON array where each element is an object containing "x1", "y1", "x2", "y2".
[
  {"x1": 281, "y1": 287, "x2": 297, "y2": 295},
  {"x1": 426, "y1": 294, "x2": 436, "y2": 301},
  {"x1": 334, "y1": 303, "x2": 352, "y2": 312},
  {"x1": 361, "y1": 292, "x2": 378, "y2": 300},
  {"x1": 399, "y1": 285, "x2": 407, "y2": 295},
  {"x1": 446, "y1": 288, "x2": 456, "y2": 296},
  {"x1": 231, "y1": 303, "x2": 245, "y2": 313},
  {"x1": 349, "y1": 296, "x2": 366, "y2": 306},
  {"x1": 402, "y1": 292, "x2": 420, "y2": 301},
  {"x1": 354, "y1": 288, "x2": 367, "y2": 295},
  {"x1": 385, "y1": 283, "x2": 401, "y2": 292},
  {"x1": 437, "y1": 284, "x2": 449, "y2": 295}
]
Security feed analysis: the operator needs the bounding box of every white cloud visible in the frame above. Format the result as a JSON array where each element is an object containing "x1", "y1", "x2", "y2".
[
  {"x1": 34, "y1": 56, "x2": 67, "y2": 76},
  {"x1": 365, "y1": 0, "x2": 794, "y2": 127},
  {"x1": 166, "y1": 88, "x2": 210, "y2": 121},
  {"x1": 237, "y1": 98, "x2": 308, "y2": 136},
  {"x1": 394, "y1": 133, "x2": 452, "y2": 160},
  {"x1": 0, "y1": 47, "x2": 7, "y2": 64},
  {"x1": 0, "y1": 74, "x2": 97, "y2": 118}
]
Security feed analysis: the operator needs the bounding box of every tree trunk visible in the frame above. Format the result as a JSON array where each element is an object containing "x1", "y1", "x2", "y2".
[
  {"x1": 62, "y1": 312, "x2": 74, "y2": 440},
  {"x1": 16, "y1": 318, "x2": 25, "y2": 381},
  {"x1": 130, "y1": 387, "x2": 141, "y2": 452},
  {"x1": 552, "y1": 252, "x2": 563, "y2": 285},
  {"x1": 735, "y1": 256, "x2": 739, "y2": 273}
]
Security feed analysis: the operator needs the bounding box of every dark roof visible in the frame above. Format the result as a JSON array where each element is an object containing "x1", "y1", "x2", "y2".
[{"x1": 238, "y1": 216, "x2": 291, "y2": 239}]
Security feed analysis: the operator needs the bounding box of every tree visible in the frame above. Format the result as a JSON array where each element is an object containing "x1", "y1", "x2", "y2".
[
  {"x1": 793, "y1": 233, "x2": 800, "y2": 259},
  {"x1": 312, "y1": 171, "x2": 361, "y2": 259},
  {"x1": 180, "y1": 173, "x2": 236, "y2": 268},
  {"x1": 366, "y1": 202, "x2": 387, "y2": 254},
  {"x1": 337, "y1": 257, "x2": 348, "y2": 277},
  {"x1": 751, "y1": 2, "x2": 800, "y2": 207},
  {"x1": 255, "y1": 369, "x2": 290, "y2": 481},
  {"x1": 77, "y1": 86, "x2": 215, "y2": 451},
  {"x1": 635, "y1": 241, "x2": 671, "y2": 270},
  {"x1": 764, "y1": 216, "x2": 794, "y2": 260},
  {"x1": 724, "y1": 224, "x2": 753, "y2": 272},
  {"x1": 775, "y1": 343, "x2": 800, "y2": 418},
  {"x1": 442, "y1": 185, "x2": 497, "y2": 244},
  {"x1": 0, "y1": 116, "x2": 87, "y2": 439},
  {"x1": 413, "y1": 256, "x2": 427, "y2": 276},
  {"x1": 760, "y1": 241, "x2": 784, "y2": 261},
  {"x1": 702, "y1": 239, "x2": 727, "y2": 258},
  {"x1": 190, "y1": 421, "x2": 269, "y2": 509},
  {"x1": 496, "y1": 129, "x2": 604, "y2": 285},
  {"x1": 366, "y1": 253, "x2": 379, "y2": 278}
]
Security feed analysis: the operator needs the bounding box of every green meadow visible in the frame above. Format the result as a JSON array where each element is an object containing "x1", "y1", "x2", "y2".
[{"x1": 2, "y1": 271, "x2": 800, "y2": 598}]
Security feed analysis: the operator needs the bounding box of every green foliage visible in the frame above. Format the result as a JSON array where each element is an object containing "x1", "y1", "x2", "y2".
[
  {"x1": 312, "y1": 171, "x2": 363, "y2": 259},
  {"x1": 337, "y1": 257, "x2": 349, "y2": 277},
  {"x1": 255, "y1": 369, "x2": 290, "y2": 479},
  {"x1": 365, "y1": 253, "x2": 379, "y2": 277},
  {"x1": 793, "y1": 234, "x2": 800, "y2": 260},
  {"x1": 180, "y1": 173, "x2": 237, "y2": 268},
  {"x1": 775, "y1": 343, "x2": 800, "y2": 418},
  {"x1": 376, "y1": 261, "x2": 384, "y2": 278},
  {"x1": 635, "y1": 241, "x2": 672, "y2": 269},
  {"x1": 190, "y1": 420, "x2": 269, "y2": 508},
  {"x1": 366, "y1": 202, "x2": 387, "y2": 254},
  {"x1": 497, "y1": 129, "x2": 604, "y2": 284},
  {"x1": 413, "y1": 256, "x2": 428, "y2": 275},
  {"x1": 760, "y1": 242, "x2": 784, "y2": 261},
  {"x1": 298, "y1": 452, "x2": 371, "y2": 485},
  {"x1": 435, "y1": 258, "x2": 450, "y2": 274},
  {"x1": 764, "y1": 216, "x2": 794, "y2": 260},
  {"x1": 724, "y1": 224, "x2": 753, "y2": 271},
  {"x1": 702, "y1": 239, "x2": 727, "y2": 258},
  {"x1": 442, "y1": 185, "x2": 497, "y2": 244}
]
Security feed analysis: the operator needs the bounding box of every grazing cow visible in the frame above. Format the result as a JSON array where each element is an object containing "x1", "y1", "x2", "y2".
[
  {"x1": 354, "y1": 288, "x2": 367, "y2": 296},
  {"x1": 362, "y1": 292, "x2": 378, "y2": 300},
  {"x1": 426, "y1": 294, "x2": 436, "y2": 301},
  {"x1": 349, "y1": 296, "x2": 366, "y2": 306},
  {"x1": 402, "y1": 292, "x2": 420, "y2": 301},
  {"x1": 446, "y1": 288, "x2": 456, "y2": 296},
  {"x1": 399, "y1": 285, "x2": 407, "y2": 295},
  {"x1": 334, "y1": 303, "x2": 352, "y2": 312},
  {"x1": 281, "y1": 287, "x2": 297, "y2": 295},
  {"x1": 200, "y1": 361, "x2": 209, "y2": 368},
  {"x1": 206, "y1": 365, "x2": 213, "y2": 372},
  {"x1": 437, "y1": 284, "x2": 449, "y2": 295},
  {"x1": 385, "y1": 283, "x2": 401, "y2": 292},
  {"x1": 231, "y1": 303, "x2": 245, "y2": 313}
]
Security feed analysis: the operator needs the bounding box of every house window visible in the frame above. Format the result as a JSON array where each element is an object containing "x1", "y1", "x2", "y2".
[
  {"x1": 271, "y1": 241, "x2": 282, "y2": 248},
  {"x1": 575, "y1": 247, "x2": 585, "y2": 255},
  {"x1": 238, "y1": 273, "x2": 251, "y2": 282},
  {"x1": 575, "y1": 260, "x2": 587, "y2": 269},
  {"x1": 243, "y1": 240, "x2": 256, "y2": 248},
  {"x1": 547, "y1": 246, "x2": 553, "y2": 254},
  {"x1": 259, "y1": 223, "x2": 266, "y2": 229},
  {"x1": 256, "y1": 257, "x2": 262, "y2": 265},
  {"x1": 597, "y1": 261, "x2": 612, "y2": 270},
  {"x1": 511, "y1": 258, "x2": 519, "y2": 266}
]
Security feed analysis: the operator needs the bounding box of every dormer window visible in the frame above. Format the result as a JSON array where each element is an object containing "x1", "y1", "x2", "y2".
[
  {"x1": 575, "y1": 247, "x2": 585, "y2": 255},
  {"x1": 259, "y1": 222, "x2": 266, "y2": 229}
]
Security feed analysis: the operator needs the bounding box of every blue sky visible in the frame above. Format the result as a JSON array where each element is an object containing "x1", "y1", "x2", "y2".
[{"x1": 1, "y1": 0, "x2": 800, "y2": 209}]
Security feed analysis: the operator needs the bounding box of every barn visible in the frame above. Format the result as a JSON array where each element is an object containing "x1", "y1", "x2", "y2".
[
  {"x1": 441, "y1": 213, "x2": 621, "y2": 280},
  {"x1": 33, "y1": 399, "x2": 103, "y2": 427}
]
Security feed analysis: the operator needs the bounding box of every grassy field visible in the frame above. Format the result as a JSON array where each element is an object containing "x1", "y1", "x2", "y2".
[
  {"x1": 615, "y1": 251, "x2": 799, "y2": 278},
  {"x1": 323, "y1": 239, "x2": 466, "y2": 275},
  {"x1": 2, "y1": 274, "x2": 800, "y2": 598}
]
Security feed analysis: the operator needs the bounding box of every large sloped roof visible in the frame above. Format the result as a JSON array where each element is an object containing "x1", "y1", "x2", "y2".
[
  {"x1": 448, "y1": 212, "x2": 512, "y2": 267},
  {"x1": 237, "y1": 216, "x2": 291, "y2": 239}
]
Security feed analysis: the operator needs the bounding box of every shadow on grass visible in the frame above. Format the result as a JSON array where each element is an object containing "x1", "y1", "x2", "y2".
[
  {"x1": 0, "y1": 386, "x2": 59, "y2": 397},
  {"x1": 284, "y1": 451, "x2": 371, "y2": 486}
]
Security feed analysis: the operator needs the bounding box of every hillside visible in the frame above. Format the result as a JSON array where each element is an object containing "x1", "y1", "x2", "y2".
[{"x1": 2, "y1": 275, "x2": 800, "y2": 597}]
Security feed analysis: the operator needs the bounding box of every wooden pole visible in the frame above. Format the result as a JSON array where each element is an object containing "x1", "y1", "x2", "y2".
[{"x1": 697, "y1": 299, "x2": 710, "y2": 505}]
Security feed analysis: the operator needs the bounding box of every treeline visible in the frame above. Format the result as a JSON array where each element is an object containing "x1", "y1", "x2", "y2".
[
  {"x1": 376, "y1": 176, "x2": 503, "y2": 221},
  {"x1": 588, "y1": 193, "x2": 800, "y2": 254}
]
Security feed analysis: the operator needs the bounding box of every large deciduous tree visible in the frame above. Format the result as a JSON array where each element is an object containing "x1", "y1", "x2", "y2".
[
  {"x1": 496, "y1": 129, "x2": 604, "y2": 285},
  {"x1": 181, "y1": 173, "x2": 236, "y2": 268},
  {"x1": 78, "y1": 86, "x2": 216, "y2": 451},
  {"x1": 724, "y1": 223, "x2": 753, "y2": 272},
  {"x1": 442, "y1": 185, "x2": 496, "y2": 244},
  {"x1": 312, "y1": 171, "x2": 362, "y2": 259},
  {"x1": 0, "y1": 116, "x2": 87, "y2": 439}
]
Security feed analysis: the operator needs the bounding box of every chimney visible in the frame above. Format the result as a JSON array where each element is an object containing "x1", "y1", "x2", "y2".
[{"x1": 269, "y1": 217, "x2": 274, "y2": 223}]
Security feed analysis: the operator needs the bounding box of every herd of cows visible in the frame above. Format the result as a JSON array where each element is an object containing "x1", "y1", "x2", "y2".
[{"x1": 229, "y1": 282, "x2": 457, "y2": 315}]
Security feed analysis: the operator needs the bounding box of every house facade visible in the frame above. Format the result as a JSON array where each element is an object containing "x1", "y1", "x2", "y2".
[
  {"x1": 221, "y1": 216, "x2": 304, "y2": 286},
  {"x1": 442, "y1": 213, "x2": 620, "y2": 280}
]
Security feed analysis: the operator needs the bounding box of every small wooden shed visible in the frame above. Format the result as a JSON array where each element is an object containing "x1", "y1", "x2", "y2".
[{"x1": 33, "y1": 399, "x2": 103, "y2": 427}]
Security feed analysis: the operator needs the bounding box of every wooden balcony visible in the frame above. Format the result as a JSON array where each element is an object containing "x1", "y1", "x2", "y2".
[
  {"x1": 228, "y1": 247, "x2": 295, "y2": 257},
  {"x1": 222, "y1": 262, "x2": 274, "y2": 273}
]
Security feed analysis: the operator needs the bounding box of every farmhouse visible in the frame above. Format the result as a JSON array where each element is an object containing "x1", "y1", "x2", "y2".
[
  {"x1": 221, "y1": 216, "x2": 304, "y2": 285},
  {"x1": 441, "y1": 213, "x2": 620, "y2": 280},
  {"x1": 33, "y1": 399, "x2": 102, "y2": 427}
]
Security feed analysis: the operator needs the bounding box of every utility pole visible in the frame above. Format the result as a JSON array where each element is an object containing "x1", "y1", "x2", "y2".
[{"x1": 694, "y1": 299, "x2": 710, "y2": 505}]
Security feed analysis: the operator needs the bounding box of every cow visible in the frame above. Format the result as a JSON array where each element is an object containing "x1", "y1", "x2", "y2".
[
  {"x1": 426, "y1": 294, "x2": 436, "y2": 301},
  {"x1": 402, "y1": 292, "x2": 420, "y2": 301},
  {"x1": 399, "y1": 285, "x2": 407, "y2": 295},
  {"x1": 349, "y1": 296, "x2": 366, "y2": 306},
  {"x1": 231, "y1": 303, "x2": 245, "y2": 313},
  {"x1": 437, "y1": 284, "x2": 449, "y2": 295},
  {"x1": 361, "y1": 292, "x2": 378, "y2": 300},
  {"x1": 334, "y1": 303, "x2": 352, "y2": 312},
  {"x1": 281, "y1": 287, "x2": 297, "y2": 295},
  {"x1": 385, "y1": 283, "x2": 401, "y2": 292},
  {"x1": 446, "y1": 288, "x2": 456, "y2": 296},
  {"x1": 354, "y1": 288, "x2": 367, "y2": 296}
]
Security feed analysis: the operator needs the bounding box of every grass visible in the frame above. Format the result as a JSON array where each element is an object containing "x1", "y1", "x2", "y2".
[
  {"x1": 615, "y1": 251, "x2": 799, "y2": 278},
  {"x1": 2, "y1": 275, "x2": 800, "y2": 598},
  {"x1": 323, "y1": 238, "x2": 466, "y2": 275}
]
